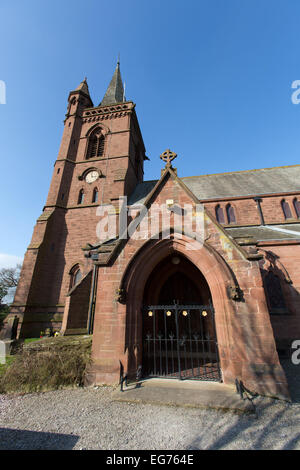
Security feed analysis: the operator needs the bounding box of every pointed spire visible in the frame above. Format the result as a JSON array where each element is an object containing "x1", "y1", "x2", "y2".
[
  {"x1": 100, "y1": 61, "x2": 125, "y2": 106},
  {"x1": 75, "y1": 77, "x2": 90, "y2": 96}
]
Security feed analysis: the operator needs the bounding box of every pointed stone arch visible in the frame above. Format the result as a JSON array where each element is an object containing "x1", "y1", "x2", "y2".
[
  {"x1": 85, "y1": 122, "x2": 109, "y2": 137},
  {"x1": 121, "y1": 233, "x2": 238, "y2": 383}
]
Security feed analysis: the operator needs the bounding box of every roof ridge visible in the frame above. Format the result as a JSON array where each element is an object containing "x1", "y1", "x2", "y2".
[
  {"x1": 180, "y1": 163, "x2": 300, "y2": 180},
  {"x1": 141, "y1": 164, "x2": 300, "y2": 185}
]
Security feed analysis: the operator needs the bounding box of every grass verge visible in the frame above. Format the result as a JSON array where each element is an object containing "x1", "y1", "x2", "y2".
[
  {"x1": 23, "y1": 338, "x2": 41, "y2": 344},
  {"x1": 0, "y1": 335, "x2": 92, "y2": 394},
  {"x1": 0, "y1": 356, "x2": 16, "y2": 378}
]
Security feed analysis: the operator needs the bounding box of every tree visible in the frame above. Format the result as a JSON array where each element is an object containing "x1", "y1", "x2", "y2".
[
  {"x1": 0, "y1": 285, "x2": 8, "y2": 306},
  {"x1": 0, "y1": 264, "x2": 21, "y2": 307},
  {"x1": 0, "y1": 264, "x2": 21, "y2": 289}
]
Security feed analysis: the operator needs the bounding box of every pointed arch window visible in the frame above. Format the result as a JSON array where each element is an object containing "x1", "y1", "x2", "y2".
[
  {"x1": 293, "y1": 198, "x2": 300, "y2": 218},
  {"x1": 215, "y1": 205, "x2": 225, "y2": 224},
  {"x1": 281, "y1": 199, "x2": 292, "y2": 219},
  {"x1": 92, "y1": 188, "x2": 99, "y2": 203},
  {"x1": 263, "y1": 270, "x2": 288, "y2": 314},
  {"x1": 74, "y1": 269, "x2": 82, "y2": 285},
  {"x1": 226, "y1": 204, "x2": 236, "y2": 224},
  {"x1": 78, "y1": 189, "x2": 84, "y2": 205},
  {"x1": 86, "y1": 128, "x2": 105, "y2": 159},
  {"x1": 69, "y1": 264, "x2": 82, "y2": 289}
]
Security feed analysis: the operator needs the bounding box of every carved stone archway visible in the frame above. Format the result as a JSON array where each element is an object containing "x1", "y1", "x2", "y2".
[{"x1": 121, "y1": 234, "x2": 236, "y2": 383}]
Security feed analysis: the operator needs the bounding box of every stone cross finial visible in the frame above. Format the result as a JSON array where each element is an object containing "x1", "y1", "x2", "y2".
[{"x1": 160, "y1": 149, "x2": 177, "y2": 167}]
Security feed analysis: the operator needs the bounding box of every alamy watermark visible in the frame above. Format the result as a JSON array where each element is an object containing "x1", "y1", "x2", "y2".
[
  {"x1": 291, "y1": 80, "x2": 300, "y2": 104},
  {"x1": 0, "y1": 80, "x2": 6, "y2": 104},
  {"x1": 291, "y1": 340, "x2": 300, "y2": 365},
  {"x1": 95, "y1": 197, "x2": 205, "y2": 250}
]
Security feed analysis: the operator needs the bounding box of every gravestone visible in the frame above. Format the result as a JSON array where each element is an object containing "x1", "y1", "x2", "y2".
[{"x1": 0, "y1": 315, "x2": 19, "y2": 341}]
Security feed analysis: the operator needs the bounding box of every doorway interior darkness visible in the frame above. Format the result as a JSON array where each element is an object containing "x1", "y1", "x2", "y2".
[{"x1": 142, "y1": 254, "x2": 221, "y2": 381}]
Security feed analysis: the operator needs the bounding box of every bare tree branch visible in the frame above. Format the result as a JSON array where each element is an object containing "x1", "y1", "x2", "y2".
[
  {"x1": 0, "y1": 285, "x2": 8, "y2": 304},
  {"x1": 0, "y1": 264, "x2": 21, "y2": 290}
]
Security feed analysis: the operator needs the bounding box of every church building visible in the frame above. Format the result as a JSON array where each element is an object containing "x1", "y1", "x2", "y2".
[{"x1": 4, "y1": 62, "x2": 300, "y2": 400}]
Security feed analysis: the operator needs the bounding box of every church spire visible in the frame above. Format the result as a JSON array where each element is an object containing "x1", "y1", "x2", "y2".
[
  {"x1": 68, "y1": 77, "x2": 93, "y2": 108},
  {"x1": 100, "y1": 60, "x2": 125, "y2": 106},
  {"x1": 75, "y1": 77, "x2": 90, "y2": 96}
]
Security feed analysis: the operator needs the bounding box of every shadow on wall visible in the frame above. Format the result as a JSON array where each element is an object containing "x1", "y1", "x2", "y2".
[
  {"x1": 259, "y1": 249, "x2": 300, "y2": 397},
  {"x1": 0, "y1": 428, "x2": 79, "y2": 450},
  {"x1": 280, "y1": 359, "x2": 300, "y2": 403},
  {"x1": 259, "y1": 249, "x2": 300, "y2": 318},
  {"x1": 228, "y1": 290, "x2": 290, "y2": 400}
]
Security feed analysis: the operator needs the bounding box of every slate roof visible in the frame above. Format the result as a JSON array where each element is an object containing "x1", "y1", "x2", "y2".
[
  {"x1": 128, "y1": 165, "x2": 300, "y2": 205},
  {"x1": 128, "y1": 180, "x2": 157, "y2": 205},
  {"x1": 100, "y1": 61, "x2": 124, "y2": 106},
  {"x1": 225, "y1": 224, "x2": 300, "y2": 242}
]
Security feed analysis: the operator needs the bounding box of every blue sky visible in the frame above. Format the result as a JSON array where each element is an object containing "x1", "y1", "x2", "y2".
[{"x1": 1, "y1": 0, "x2": 300, "y2": 265}]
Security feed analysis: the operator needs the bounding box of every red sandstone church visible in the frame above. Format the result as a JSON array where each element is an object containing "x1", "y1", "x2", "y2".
[{"x1": 4, "y1": 62, "x2": 300, "y2": 400}]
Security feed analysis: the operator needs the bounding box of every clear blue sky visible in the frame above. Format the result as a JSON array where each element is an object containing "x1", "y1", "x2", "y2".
[{"x1": 1, "y1": 0, "x2": 300, "y2": 264}]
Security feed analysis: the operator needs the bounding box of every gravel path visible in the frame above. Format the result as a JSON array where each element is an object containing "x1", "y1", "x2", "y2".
[{"x1": 0, "y1": 384, "x2": 300, "y2": 450}]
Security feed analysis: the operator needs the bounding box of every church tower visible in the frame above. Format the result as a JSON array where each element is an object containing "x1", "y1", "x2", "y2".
[{"x1": 8, "y1": 62, "x2": 147, "y2": 338}]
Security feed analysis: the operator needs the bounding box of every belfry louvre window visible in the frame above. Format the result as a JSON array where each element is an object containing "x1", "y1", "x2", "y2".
[{"x1": 86, "y1": 128, "x2": 105, "y2": 159}]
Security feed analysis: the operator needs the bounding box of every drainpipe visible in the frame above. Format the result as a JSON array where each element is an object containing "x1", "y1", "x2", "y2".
[
  {"x1": 87, "y1": 262, "x2": 98, "y2": 335},
  {"x1": 254, "y1": 197, "x2": 265, "y2": 226}
]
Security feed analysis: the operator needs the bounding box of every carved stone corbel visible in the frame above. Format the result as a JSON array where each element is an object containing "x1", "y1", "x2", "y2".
[
  {"x1": 116, "y1": 288, "x2": 126, "y2": 303},
  {"x1": 227, "y1": 285, "x2": 244, "y2": 302}
]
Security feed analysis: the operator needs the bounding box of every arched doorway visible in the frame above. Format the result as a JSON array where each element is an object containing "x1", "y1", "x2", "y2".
[{"x1": 142, "y1": 254, "x2": 221, "y2": 381}]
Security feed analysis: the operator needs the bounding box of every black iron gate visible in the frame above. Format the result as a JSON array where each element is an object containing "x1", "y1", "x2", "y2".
[{"x1": 142, "y1": 303, "x2": 221, "y2": 381}]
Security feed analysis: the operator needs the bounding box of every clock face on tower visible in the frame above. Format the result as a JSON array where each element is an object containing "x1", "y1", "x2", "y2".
[{"x1": 85, "y1": 170, "x2": 99, "y2": 184}]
